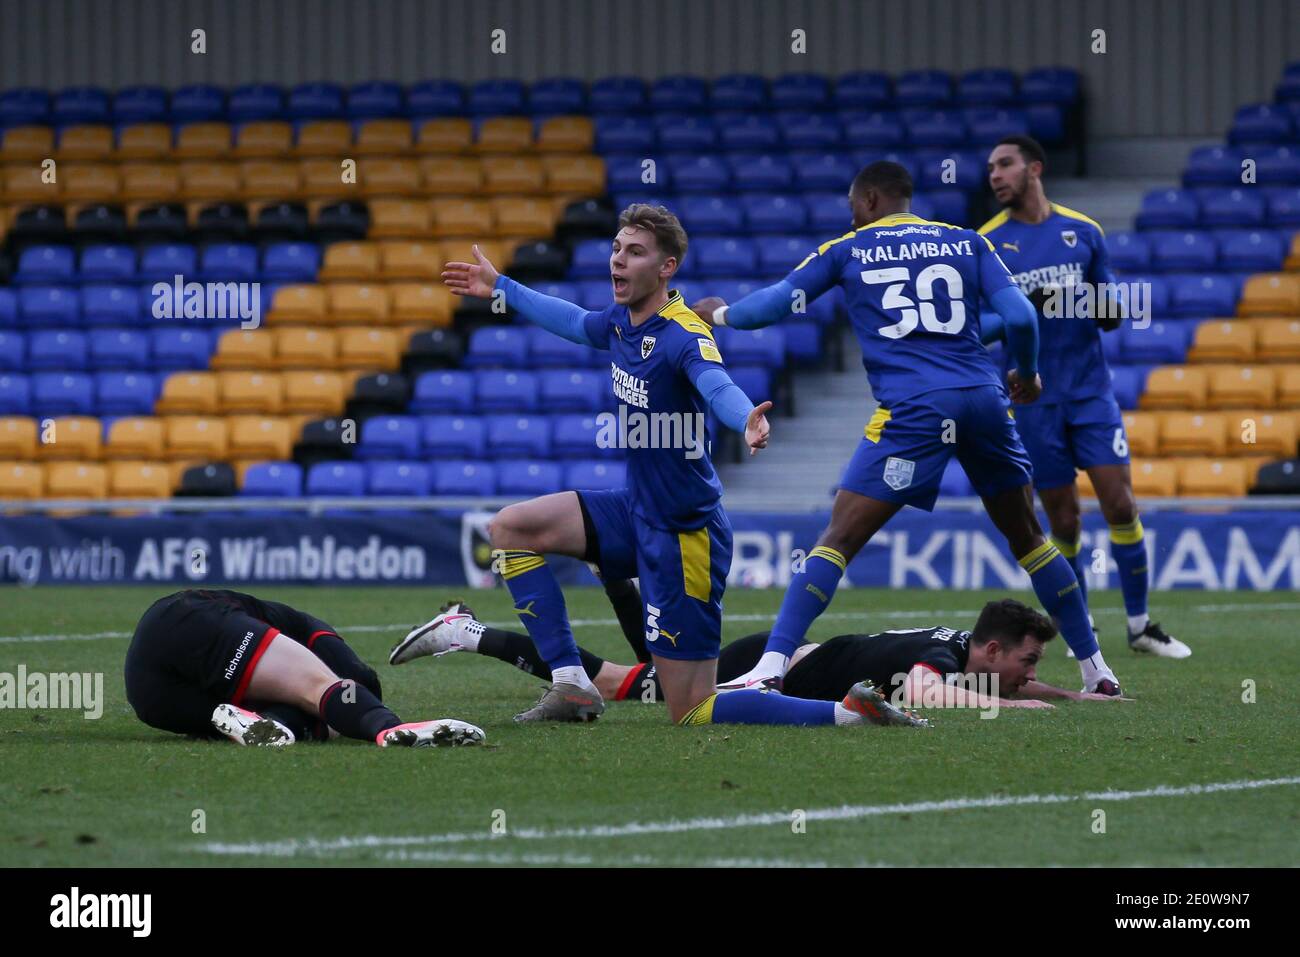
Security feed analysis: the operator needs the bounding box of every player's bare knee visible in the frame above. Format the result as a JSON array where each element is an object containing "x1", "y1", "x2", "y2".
[
  {"x1": 1049, "y1": 513, "x2": 1082, "y2": 544},
  {"x1": 488, "y1": 506, "x2": 531, "y2": 551},
  {"x1": 1100, "y1": 494, "x2": 1137, "y2": 527}
]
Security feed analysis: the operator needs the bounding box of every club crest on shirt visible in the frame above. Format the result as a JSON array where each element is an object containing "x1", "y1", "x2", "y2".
[
  {"x1": 641, "y1": 335, "x2": 656, "y2": 359},
  {"x1": 1061, "y1": 229, "x2": 1077, "y2": 248},
  {"x1": 883, "y1": 456, "x2": 915, "y2": 491}
]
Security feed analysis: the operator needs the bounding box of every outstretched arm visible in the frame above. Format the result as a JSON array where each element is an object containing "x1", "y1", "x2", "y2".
[
  {"x1": 694, "y1": 240, "x2": 841, "y2": 329},
  {"x1": 1019, "y1": 679, "x2": 1133, "y2": 702},
  {"x1": 693, "y1": 366, "x2": 772, "y2": 455}
]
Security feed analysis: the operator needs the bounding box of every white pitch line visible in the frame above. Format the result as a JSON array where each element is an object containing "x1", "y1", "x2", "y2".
[
  {"x1": 7, "y1": 599, "x2": 1300, "y2": 645},
  {"x1": 192, "y1": 775, "x2": 1300, "y2": 860},
  {"x1": 382, "y1": 849, "x2": 836, "y2": 867}
]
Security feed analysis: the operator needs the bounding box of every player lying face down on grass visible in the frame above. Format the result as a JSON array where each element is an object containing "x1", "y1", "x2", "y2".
[
  {"x1": 394, "y1": 594, "x2": 1129, "y2": 714},
  {"x1": 442, "y1": 206, "x2": 926, "y2": 730},
  {"x1": 124, "y1": 589, "x2": 485, "y2": 747}
]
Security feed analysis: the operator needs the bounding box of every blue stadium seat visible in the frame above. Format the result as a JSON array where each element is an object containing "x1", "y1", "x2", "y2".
[
  {"x1": 411, "y1": 370, "x2": 475, "y2": 413},
  {"x1": 228, "y1": 84, "x2": 284, "y2": 122},
  {"x1": 757, "y1": 234, "x2": 816, "y2": 277},
  {"x1": 1167, "y1": 274, "x2": 1240, "y2": 318},
  {"x1": 20, "y1": 286, "x2": 80, "y2": 328},
  {"x1": 782, "y1": 322, "x2": 823, "y2": 365},
  {"x1": 779, "y1": 112, "x2": 843, "y2": 150},
  {"x1": 717, "y1": 114, "x2": 780, "y2": 151},
  {"x1": 552, "y1": 413, "x2": 613, "y2": 458},
  {"x1": 1120, "y1": 320, "x2": 1191, "y2": 364},
  {"x1": 574, "y1": 280, "x2": 612, "y2": 311},
  {"x1": 113, "y1": 86, "x2": 169, "y2": 124},
  {"x1": 604, "y1": 153, "x2": 665, "y2": 193},
  {"x1": 1150, "y1": 231, "x2": 1217, "y2": 271},
  {"x1": 0, "y1": 374, "x2": 31, "y2": 414},
  {"x1": 1257, "y1": 146, "x2": 1300, "y2": 185},
  {"x1": 939, "y1": 458, "x2": 976, "y2": 496},
  {"x1": 346, "y1": 81, "x2": 404, "y2": 119},
  {"x1": 14, "y1": 246, "x2": 75, "y2": 285},
  {"x1": 1026, "y1": 104, "x2": 1066, "y2": 144},
  {"x1": 28, "y1": 330, "x2": 87, "y2": 371},
  {"x1": 1231, "y1": 103, "x2": 1293, "y2": 144},
  {"x1": 655, "y1": 114, "x2": 716, "y2": 150},
  {"x1": 842, "y1": 110, "x2": 906, "y2": 149},
  {"x1": 729, "y1": 366, "x2": 773, "y2": 403},
  {"x1": 803, "y1": 193, "x2": 850, "y2": 234},
  {"x1": 691, "y1": 238, "x2": 757, "y2": 277},
  {"x1": 433, "y1": 460, "x2": 497, "y2": 495},
  {"x1": 465, "y1": 326, "x2": 531, "y2": 368},
  {"x1": 915, "y1": 148, "x2": 985, "y2": 190},
  {"x1": 1109, "y1": 232, "x2": 1152, "y2": 272},
  {"x1": 565, "y1": 460, "x2": 627, "y2": 491},
  {"x1": 651, "y1": 76, "x2": 708, "y2": 112},
  {"x1": 958, "y1": 69, "x2": 1017, "y2": 106},
  {"x1": 590, "y1": 76, "x2": 646, "y2": 114},
  {"x1": 1019, "y1": 68, "x2": 1080, "y2": 105},
  {"x1": 367, "y1": 461, "x2": 432, "y2": 496},
  {"x1": 0, "y1": 290, "x2": 16, "y2": 330},
  {"x1": 0, "y1": 331, "x2": 25, "y2": 370},
  {"x1": 357, "y1": 415, "x2": 421, "y2": 460},
  {"x1": 241, "y1": 462, "x2": 303, "y2": 497},
  {"x1": 670, "y1": 155, "x2": 730, "y2": 192},
  {"x1": 170, "y1": 85, "x2": 225, "y2": 123},
  {"x1": 895, "y1": 70, "x2": 953, "y2": 107},
  {"x1": 833, "y1": 72, "x2": 892, "y2": 110},
  {"x1": 770, "y1": 74, "x2": 829, "y2": 111},
  {"x1": 569, "y1": 239, "x2": 614, "y2": 279},
  {"x1": 261, "y1": 242, "x2": 321, "y2": 282},
  {"x1": 528, "y1": 77, "x2": 586, "y2": 114},
  {"x1": 528, "y1": 326, "x2": 601, "y2": 368},
  {"x1": 498, "y1": 460, "x2": 563, "y2": 497},
  {"x1": 906, "y1": 110, "x2": 967, "y2": 147},
  {"x1": 200, "y1": 242, "x2": 259, "y2": 282},
  {"x1": 963, "y1": 107, "x2": 1030, "y2": 144},
  {"x1": 540, "y1": 369, "x2": 606, "y2": 411},
  {"x1": 407, "y1": 80, "x2": 465, "y2": 117},
  {"x1": 287, "y1": 82, "x2": 345, "y2": 120},
  {"x1": 1182, "y1": 146, "x2": 1245, "y2": 187},
  {"x1": 1200, "y1": 189, "x2": 1266, "y2": 227},
  {"x1": 475, "y1": 370, "x2": 538, "y2": 413},
  {"x1": 95, "y1": 371, "x2": 156, "y2": 415},
  {"x1": 913, "y1": 190, "x2": 967, "y2": 225},
  {"x1": 53, "y1": 86, "x2": 111, "y2": 125},
  {"x1": 711, "y1": 75, "x2": 767, "y2": 111},
  {"x1": 679, "y1": 194, "x2": 744, "y2": 234},
  {"x1": 1218, "y1": 230, "x2": 1286, "y2": 272},
  {"x1": 595, "y1": 116, "x2": 655, "y2": 153},
  {"x1": 0, "y1": 88, "x2": 50, "y2": 126},
  {"x1": 468, "y1": 79, "x2": 526, "y2": 116},
  {"x1": 486, "y1": 414, "x2": 551, "y2": 458},
  {"x1": 1136, "y1": 190, "x2": 1200, "y2": 229},
  {"x1": 861, "y1": 149, "x2": 920, "y2": 182},
  {"x1": 139, "y1": 244, "x2": 198, "y2": 283},
  {"x1": 792, "y1": 152, "x2": 856, "y2": 190},
  {"x1": 1266, "y1": 187, "x2": 1300, "y2": 225},
  {"x1": 715, "y1": 326, "x2": 784, "y2": 368},
  {"x1": 306, "y1": 461, "x2": 367, "y2": 497},
  {"x1": 151, "y1": 329, "x2": 211, "y2": 371},
  {"x1": 80, "y1": 245, "x2": 137, "y2": 282},
  {"x1": 83, "y1": 285, "x2": 141, "y2": 327},
  {"x1": 421, "y1": 414, "x2": 487, "y2": 459},
  {"x1": 743, "y1": 194, "x2": 808, "y2": 234},
  {"x1": 32, "y1": 372, "x2": 94, "y2": 416},
  {"x1": 1117, "y1": 274, "x2": 1170, "y2": 318},
  {"x1": 727, "y1": 153, "x2": 794, "y2": 191},
  {"x1": 1107, "y1": 365, "x2": 1149, "y2": 410}
]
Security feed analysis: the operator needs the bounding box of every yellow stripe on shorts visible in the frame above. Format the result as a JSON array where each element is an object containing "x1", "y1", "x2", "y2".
[
  {"x1": 864, "y1": 406, "x2": 892, "y2": 443},
  {"x1": 678, "y1": 527, "x2": 711, "y2": 601}
]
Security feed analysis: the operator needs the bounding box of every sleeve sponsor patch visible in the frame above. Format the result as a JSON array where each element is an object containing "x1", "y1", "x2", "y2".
[{"x1": 697, "y1": 337, "x2": 722, "y2": 363}]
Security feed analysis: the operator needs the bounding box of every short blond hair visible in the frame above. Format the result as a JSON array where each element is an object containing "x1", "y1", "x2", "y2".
[{"x1": 617, "y1": 204, "x2": 688, "y2": 265}]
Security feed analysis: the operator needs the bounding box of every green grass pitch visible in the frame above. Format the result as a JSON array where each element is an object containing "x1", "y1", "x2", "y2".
[{"x1": 1, "y1": 585, "x2": 1297, "y2": 867}]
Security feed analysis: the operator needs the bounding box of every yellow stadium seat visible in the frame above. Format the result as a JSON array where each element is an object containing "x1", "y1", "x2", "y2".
[
  {"x1": 300, "y1": 157, "x2": 355, "y2": 199},
  {"x1": 359, "y1": 157, "x2": 422, "y2": 197},
  {"x1": 491, "y1": 197, "x2": 555, "y2": 238},
  {"x1": 1279, "y1": 365, "x2": 1300, "y2": 406},
  {"x1": 1158, "y1": 411, "x2": 1227, "y2": 456},
  {"x1": 0, "y1": 417, "x2": 38, "y2": 459},
  {"x1": 164, "y1": 416, "x2": 228, "y2": 460},
  {"x1": 1120, "y1": 412, "x2": 1159, "y2": 457},
  {"x1": 1285, "y1": 233, "x2": 1300, "y2": 272},
  {"x1": 328, "y1": 283, "x2": 392, "y2": 324},
  {"x1": 268, "y1": 284, "x2": 328, "y2": 325},
  {"x1": 1238, "y1": 273, "x2": 1300, "y2": 317},
  {"x1": 439, "y1": 239, "x2": 511, "y2": 271},
  {"x1": 541, "y1": 154, "x2": 606, "y2": 195},
  {"x1": 210, "y1": 329, "x2": 275, "y2": 370},
  {"x1": 1075, "y1": 468, "x2": 1095, "y2": 499},
  {"x1": 1140, "y1": 366, "x2": 1208, "y2": 409},
  {"x1": 475, "y1": 117, "x2": 533, "y2": 153},
  {"x1": 283, "y1": 371, "x2": 346, "y2": 414},
  {"x1": 415, "y1": 118, "x2": 472, "y2": 153},
  {"x1": 390, "y1": 282, "x2": 455, "y2": 326},
  {"x1": 319, "y1": 241, "x2": 380, "y2": 281},
  {"x1": 1254, "y1": 318, "x2": 1300, "y2": 360},
  {"x1": 294, "y1": 120, "x2": 353, "y2": 157},
  {"x1": 175, "y1": 122, "x2": 233, "y2": 159},
  {"x1": 233, "y1": 121, "x2": 293, "y2": 158},
  {"x1": 1129, "y1": 460, "x2": 1179, "y2": 497},
  {"x1": 379, "y1": 241, "x2": 439, "y2": 280},
  {"x1": 240, "y1": 161, "x2": 301, "y2": 201},
  {"x1": 338, "y1": 327, "x2": 401, "y2": 369},
  {"x1": 45, "y1": 462, "x2": 108, "y2": 500},
  {"x1": 179, "y1": 161, "x2": 241, "y2": 201},
  {"x1": 4, "y1": 164, "x2": 59, "y2": 204},
  {"x1": 368, "y1": 198, "x2": 432, "y2": 238},
  {"x1": 155, "y1": 372, "x2": 220, "y2": 415},
  {"x1": 1227, "y1": 410, "x2": 1298, "y2": 458},
  {"x1": 356, "y1": 118, "x2": 415, "y2": 155},
  {"x1": 0, "y1": 461, "x2": 43, "y2": 499},
  {"x1": 481, "y1": 156, "x2": 546, "y2": 193},
  {"x1": 1238, "y1": 456, "x2": 1273, "y2": 488},
  {"x1": 38, "y1": 416, "x2": 102, "y2": 461},
  {"x1": 218, "y1": 371, "x2": 284, "y2": 414},
  {"x1": 275, "y1": 328, "x2": 338, "y2": 369},
  {"x1": 418, "y1": 156, "x2": 484, "y2": 194},
  {"x1": 431, "y1": 197, "x2": 493, "y2": 237},
  {"x1": 1178, "y1": 458, "x2": 1248, "y2": 497},
  {"x1": 120, "y1": 163, "x2": 180, "y2": 203},
  {"x1": 1206, "y1": 364, "x2": 1276, "y2": 408},
  {"x1": 1, "y1": 125, "x2": 54, "y2": 163},
  {"x1": 57, "y1": 125, "x2": 114, "y2": 161},
  {"x1": 1186, "y1": 319, "x2": 1255, "y2": 363},
  {"x1": 536, "y1": 116, "x2": 594, "y2": 153},
  {"x1": 116, "y1": 123, "x2": 173, "y2": 160},
  {"x1": 62, "y1": 163, "x2": 120, "y2": 204},
  {"x1": 227, "y1": 415, "x2": 292, "y2": 460},
  {"x1": 103, "y1": 418, "x2": 165, "y2": 459},
  {"x1": 109, "y1": 461, "x2": 172, "y2": 498}
]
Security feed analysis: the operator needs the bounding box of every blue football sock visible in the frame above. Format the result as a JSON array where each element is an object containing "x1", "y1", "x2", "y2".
[
  {"x1": 766, "y1": 546, "x2": 846, "y2": 658},
  {"x1": 1051, "y1": 533, "x2": 1089, "y2": 610},
  {"x1": 496, "y1": 549, "x2": 582, "y2": 671},
  {"x1": 1109, "y1": 518, "x2": 1150, "y2": 619},
  {"x1": 1020, "y1": 541, "x2": 1100, "y2": 660},
  {"x1": 681, "y1": 691, "x2": 837, "y2": 727}
]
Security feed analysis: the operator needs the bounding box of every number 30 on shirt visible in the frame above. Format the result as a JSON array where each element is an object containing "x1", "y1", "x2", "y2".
[{"x1": 862, "y1": 265, "x2": 966, "y2": 339}]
